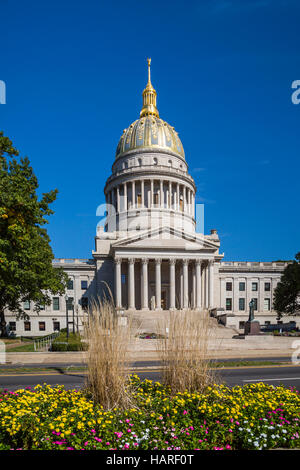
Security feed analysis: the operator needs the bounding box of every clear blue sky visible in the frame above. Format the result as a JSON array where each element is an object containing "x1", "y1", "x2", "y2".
[{"x1": 1, "y1": 0, "x2": 299, "y2": 261}]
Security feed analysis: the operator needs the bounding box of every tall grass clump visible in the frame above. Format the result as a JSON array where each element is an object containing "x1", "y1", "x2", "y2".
[
  {"x1": 83, "y1": 297, "x2": 133, "y2": 410},
  {"x1": 157, "y1": 309, "x2": 216, "y2": 394}
]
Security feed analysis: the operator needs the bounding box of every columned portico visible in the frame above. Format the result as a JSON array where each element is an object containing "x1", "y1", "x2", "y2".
[{"x1": 114, "y1": 256, "x2": 217, "y2": 312}]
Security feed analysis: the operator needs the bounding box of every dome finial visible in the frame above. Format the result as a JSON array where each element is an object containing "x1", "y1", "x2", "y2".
[{"x1": 140, "y1": 58, "x2": 159, "y2": 118}]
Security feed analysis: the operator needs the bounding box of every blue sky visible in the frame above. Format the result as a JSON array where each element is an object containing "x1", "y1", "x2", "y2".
[{"x1": 1, "y1": 0, "x2": 299, "y2": 261}]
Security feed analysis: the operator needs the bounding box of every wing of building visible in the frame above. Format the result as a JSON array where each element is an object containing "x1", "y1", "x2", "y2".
[{"x1": 5, "y1": 60, "x2": 294, "y2": 336}]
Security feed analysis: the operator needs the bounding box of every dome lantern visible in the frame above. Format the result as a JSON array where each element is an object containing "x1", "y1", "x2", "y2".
[{"x1": 140, "y1": 58, "x2": 159, "y2": 118}]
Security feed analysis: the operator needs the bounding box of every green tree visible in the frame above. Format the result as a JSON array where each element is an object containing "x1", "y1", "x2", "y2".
[
  {"x1": 0, "y1": 131, "x2": 68, "y2": 336},
  {"x1": 274, "y1": 252, "x2": 300, "y2": 318}
]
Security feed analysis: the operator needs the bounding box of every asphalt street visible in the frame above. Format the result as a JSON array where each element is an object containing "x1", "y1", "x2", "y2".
[{"x1": 1, "y1": 362, "x2": 300, "y2": 391}]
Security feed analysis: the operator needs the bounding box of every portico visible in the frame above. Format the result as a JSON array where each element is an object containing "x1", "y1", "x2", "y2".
[{"x1": 114, "y1": 256, "x2": 215, "y2": 311}]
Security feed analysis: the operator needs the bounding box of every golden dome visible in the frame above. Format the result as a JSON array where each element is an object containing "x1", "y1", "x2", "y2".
[
  {"x1": 115, "y1": 116, "x2": 185, "y2": 160},
  {"x1": 115, "y1": 59, "x2": 185, "y2": 160}
]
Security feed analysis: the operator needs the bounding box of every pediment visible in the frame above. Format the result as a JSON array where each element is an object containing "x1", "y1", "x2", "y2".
[{"x1": 112, "y1": 226, "x2": 219, "y2": 252}]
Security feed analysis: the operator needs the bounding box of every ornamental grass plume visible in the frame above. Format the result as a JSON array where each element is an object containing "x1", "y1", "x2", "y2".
[
  {"x1": 157, "y1": 309, "x2": 216, "y2": 394},
  {"x1": 83, "y1": 294, "x2": 133, "y2": 410}
]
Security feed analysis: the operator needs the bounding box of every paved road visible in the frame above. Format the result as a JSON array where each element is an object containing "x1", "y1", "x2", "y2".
[{"x1": 1, "y1": 364, "x2": 300, "y2": 391}]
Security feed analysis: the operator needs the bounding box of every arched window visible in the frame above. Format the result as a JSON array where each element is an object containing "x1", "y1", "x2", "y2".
[{"x1": 153, "y1": 157, "x2": 158, "y2": 166}]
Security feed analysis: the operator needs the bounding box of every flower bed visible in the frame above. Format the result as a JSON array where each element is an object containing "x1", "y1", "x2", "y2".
[{"x1": 0, "y1": 376, "x2": 300, "y2": 450}]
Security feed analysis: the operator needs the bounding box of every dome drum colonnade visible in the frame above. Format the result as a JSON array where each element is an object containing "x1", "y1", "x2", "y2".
[{"x1": 100, "y1": 58, "x2": 220, "y2": 312}]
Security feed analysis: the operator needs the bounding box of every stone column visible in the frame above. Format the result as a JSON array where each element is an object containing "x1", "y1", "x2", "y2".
[
  {"x1": 141, "y1": 258, "x2": 149, "y2": 310},
  {"x1": 124, "y1": 183, "x2": 127, "y2": 212},
  {"x1": 114, "y1": 258, "x2": 122, "y2": 309},
  {"x1": 169, "y1": 181, "x2": 172, "y2": 208},
  {"x1": 183, "y1": 259, "x2": 189, "y2": 309},
  {"x1": 160, "y1": 180, "x2": 163, "y2": 208},
  {"x1": 151, "y1": 179, "x2": 154, "y2": 208},
  {"x1": 196, "y1": 260, "x2": 202, "y2": 309},
  {"x1": 132, "y1": 181, "x2": 135, "y2": 208},
  {"x1": 205, "y1": 262, "x2": 209, "y2": 308},
  {"x1": 169, "y1": 259, "x2": 176, "y2": 310},
  {"x1": 128, "y1": 258, "x2": 135, "y2": 310},
  {"x1": 192, "y1": 262, "x2": 196, "y2": 308},
  {"x1": 141, "y1": 180, "x2": 144, "y2": 208},
  {"x1": 183, "y1": 186, "x2": 187, "y2": 213},
  {"x1": 155, "y1": 258, "x2": 162, "y2": 310},
  {"x1": 208, "y1": 260, "x2": 214, "y2": 309},
  {"x1": 177, "y1": 183, "x2": 180, "y2": 211},
  {"x1": 117, "y1": 186, "x2": 120, "y2": 213}
]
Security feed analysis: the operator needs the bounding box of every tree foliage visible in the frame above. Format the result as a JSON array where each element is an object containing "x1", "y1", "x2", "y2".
[
  {"x1": 274, "y1": 252, "x2": 300, "y2": 318},
  {"x1": 0, "y1": 131, "x2": 67, "y2": 336}
]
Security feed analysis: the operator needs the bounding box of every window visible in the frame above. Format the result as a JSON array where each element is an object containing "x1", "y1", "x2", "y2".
[
  {"x1": 24, "y1": 321, "x2": 31, "y2": 331},
  {"x1": 153, "y1": 157, "x2": 158, "y2": 165},
  {"x1": 239, "y1": 298, "x2": 245, "y2": 311},
  {"x1": 264, "y1": 298, "x2": 271, "y2": 311},
  {"x1": 66, "y1": 297, "x2": 74, "y2": 310},
  {"x1": 53, "y1": 297, "x2": 60, "y2": 311},
  {"x1": 239, "y1": 321, "x2": 245, "y2": 329},
  {"x1": 137, "y1": 194, "x2": 142, "y2": 207},
  {"x1": 67, "y1": 279, "x2": 74, "y2": 290},
  {"x1": 121, "y1": 274, "x2": 126, "y2": 284},
  {"x1": 239, "y1": 282, "x2": 245, "y2": 291},
  {"x1": 81, "y1": 297, "x2": 89, "y2": 310},
  {"x1": 252, "y1": 282, "x2": 258, "y2": 291},
  {"x1": 179, "y1": 198, "x2": 183, "y2": 212},
  {"x1": 226, "y1": 298, "x2": 232, "y2": 311},
  {"x1": 53, "y1": 321, "x2": 60, "y2": 332},
  {"x1": 154, "y1": 193, "x2": 159, "y2": 205},
  {"x1": 38, "y1": 303, "x2": 45, "y2": 310},
  {"x1": 23, "y1": 300, "x2": 30, "y2": 310},
  {"x1": 252, "y1": 298, "x2": 258, "y2": 310},
  {"x1": 39, "y1": 322, "x2": 46, "y2": 332},
  {"x1": 264, "y1": 282, "x2": 271, "y2": 291},
  {"x1": 226, "y1": 282, "x2": 232, "y2": 291},
  {"x1": 9, "y1": 322, "x2": 16, "y2": 332},
  {"x1": 265, "y1": 321, "x2": 271, "y2": 325},
  {"x1": 81, "y1": 280, "x2": 88, "y2": 290}
]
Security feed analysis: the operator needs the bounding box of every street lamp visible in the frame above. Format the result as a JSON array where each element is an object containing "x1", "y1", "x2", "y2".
[{"x1": 65, "y1": 294, "x2": 69, "y2": 340}]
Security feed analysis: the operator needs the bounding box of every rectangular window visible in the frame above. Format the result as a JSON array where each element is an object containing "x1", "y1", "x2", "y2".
[
  {"x1": 264, "y1": 298, "x2": 271, "y2": 311},
  {"x1": 226, "y1": 282, "x2": 232, "y2": 291},
  {"x1": 23, "y1": 300, "x2": 30, "y2": 310},
  {"x1": 265, "y1": 321, "x2": 271, "y2": 325},
  {"x1": 9, "y1": 322, "x2": 16, "y2": 331},
  {"x1": 264, "y1": 282, "x2": 271, "y2": 291},
  {"x1": 239, "y1": 321, "x2": 245, "y2": 329},
  {"x1": 239, "y1": 298, "x2": 245, "y2": 311},
  {"x1": 81, "y1": 280, "x2": 88, "y2": 290},
  {"x1": 38, "y1": 303, "x2": 45, "y2": 310},
  {"x1": 154, "y1": 193, "x2": 159, "y2": 205},
  {"x1": 137, "y1": 194, "x2": 142, "y2": 207},
  {"x1": 66, "y1": 297, "x2": 74, "y2": 310},
  {"x1": 239, "y1": 282, "x2": 245, "y2": 291},
  {"x1": 179, "y1": 198, "x2": 183, "y2": 212},
  {"x1": 67, "y1": 279, "x2": 74, "y2": 290},
  {"x1": 252, "y1": 282, "x2": 258, "y2": 291},
  {"x1": 81, "y1": 297, "x2": 89, "y2": 310},
  {"x1": 53, "y1": 321, "x2": 60, "y2": 332},
  {"x1": 252, "y1": 298, "x2": 258, "y2": 310},
  {"x1": 24, "y1": 321, "x2": 31, "y2": 331},
  {"x1": 121, "y1": 274, "x2": 126, "y2": 284},
  {"x1": 39, "y1": 322, "x2": 46, "y2": 332},
  {"x1": 225, "y1": 298, "x2": 232, "y2": 311},
  {"x1": 53, "y1": 297, "x2": 60, "y2": 311}
]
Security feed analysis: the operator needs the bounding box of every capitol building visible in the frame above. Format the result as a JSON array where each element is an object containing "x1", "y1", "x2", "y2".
[{"x1": 5, "y1": 60, "x2": 294, "y2": 336}]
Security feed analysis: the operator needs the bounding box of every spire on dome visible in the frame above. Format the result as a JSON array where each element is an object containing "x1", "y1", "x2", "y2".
[{"x1": 140, "y1": 58, "x2": 159, "y2": 118}]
